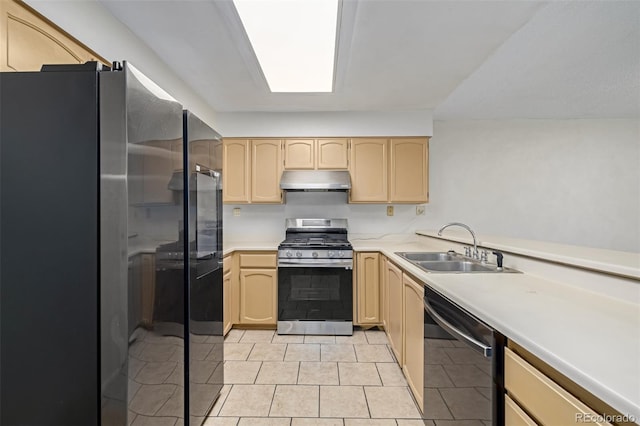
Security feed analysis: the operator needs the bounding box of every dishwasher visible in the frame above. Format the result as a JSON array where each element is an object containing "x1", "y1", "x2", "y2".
[{"x1": 422, "y1": 285, "x2": 505, "y2": 425}]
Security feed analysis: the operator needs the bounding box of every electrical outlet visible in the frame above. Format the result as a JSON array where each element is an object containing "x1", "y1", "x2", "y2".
[
  {"x1": 416, "y1": 205, "x2": 425, "y2": 215},
  {"x1": 233, "y1": 208, "x2": 241, "y2": 217},
  {"x1": 387, "y1": 206, "x2": 394, "y2": 216}
]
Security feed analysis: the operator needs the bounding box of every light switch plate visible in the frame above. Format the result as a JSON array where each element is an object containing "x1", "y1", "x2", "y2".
[
  {"x1": 416, "y1": 205, "x2": 425, "y2": 215},
  {"x1": 233, "y1": 208, "x2": 241, "y2": 217},
  {"x1": 387, "y1": 206, "x2": 394, "y2": 216}
]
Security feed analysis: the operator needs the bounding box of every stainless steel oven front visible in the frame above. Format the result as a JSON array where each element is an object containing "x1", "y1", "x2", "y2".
[{"x1": 277, "y1": 259, "x2": 353, "y2": 335}]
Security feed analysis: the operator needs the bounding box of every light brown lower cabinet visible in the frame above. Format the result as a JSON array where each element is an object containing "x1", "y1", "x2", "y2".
[
  {"x1": 356, "y1": 252, "x2": 381, "y2": 325},
  {"x1": 402, "y1": 273, "x2": 424, "y2": 411},
  {"x1": 223, "y1": 255, "x2": 232, "y2": 335},
  {"x1": 505, "y1": 346, "x2": 613, "y2": 426},
  {"x1": 505, "y1": 394, "x2": 537, "y2": 426},
  {"x1": 380, "y1": 255, "x2": 389, "y2": 329},
  {"x1": 237, "y1": 252, "x2": 278, "y2": 325},
  {"x1": 385, "y1": 260, "x2": 404, "y2": 364}
]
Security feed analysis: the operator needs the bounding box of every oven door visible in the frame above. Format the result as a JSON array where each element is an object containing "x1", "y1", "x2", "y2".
[{"x1": 277, "y1": 265, "x2": 353, "y2": 326}]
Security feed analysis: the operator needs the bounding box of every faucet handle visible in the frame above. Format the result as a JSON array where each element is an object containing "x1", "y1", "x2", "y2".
[
  {"x1": 480, "y1": 250, "x2": 489, "y2": 263},
  {"x1": 492, "y1": 251, "x2": 504, "y2": 270},
  {"x1": 464, "y1": 246, "x2": 472, "y2": 257}
]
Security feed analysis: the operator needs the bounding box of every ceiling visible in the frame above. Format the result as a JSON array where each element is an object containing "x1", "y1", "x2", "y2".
[{"x1": 99, "y1": 0, "x2": 639, "y2": 119}]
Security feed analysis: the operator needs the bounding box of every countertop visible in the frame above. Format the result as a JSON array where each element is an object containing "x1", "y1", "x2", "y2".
[
  {"x1": 223, "y1": 240, "x2": 279, "y2": 256},
  {"x1": 349, "y1": 235, "x2": 640, "y2": 419},
  {"x1": 416, "y1": 229, "x2": 640, "y2": 280}
]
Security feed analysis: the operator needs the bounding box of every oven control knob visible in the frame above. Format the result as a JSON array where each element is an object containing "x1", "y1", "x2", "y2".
[
  {"x1": 338, "y1": 251, "x2": 344, "y2": 257},
  {"x1": 328, "y1": 251, "x2": 335, "y2": 257},
  {"x1": 286, "y1": 251, "x2": 292, "y2": 257},
  {"x1": 296, "y1": 251, "x2": 302, "y2": 257},
  {"x1": 312, "y1": 251, "x2": 318, "y2": 258}
]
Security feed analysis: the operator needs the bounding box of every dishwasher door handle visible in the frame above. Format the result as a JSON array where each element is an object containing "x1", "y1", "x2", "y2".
[{"x1": 423, "y1": 297, "x2": 492, "y2": 358}]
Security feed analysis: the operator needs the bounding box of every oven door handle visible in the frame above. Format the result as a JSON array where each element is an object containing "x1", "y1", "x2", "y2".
[
  {"x1": 278, "y1": 261, "x2": 353, "y2": 269},
  {"x1": 423, "y1": 296, "x2": 492, "y2": 357}
]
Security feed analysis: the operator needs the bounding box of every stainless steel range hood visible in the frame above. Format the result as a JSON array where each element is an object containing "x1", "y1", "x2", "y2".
[{"x1": 280, "y1": 170, "x2": 351, "y2": 191}]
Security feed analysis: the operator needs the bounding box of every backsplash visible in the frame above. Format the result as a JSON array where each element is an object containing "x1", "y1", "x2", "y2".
[{"x1": 223, "y1": 192, "x2": 428, "y2": 242}]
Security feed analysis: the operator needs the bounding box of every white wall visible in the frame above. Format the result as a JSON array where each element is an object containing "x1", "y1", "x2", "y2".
[
  {"x1": 216, "y1": 110, "x2": 433, "y2": 137},
  {"x1": 422, "y1": 119, "x2": 640, "y2": 252},
  {"x1": 24, "y1": 0, "x2": 218, "y2": 128}
]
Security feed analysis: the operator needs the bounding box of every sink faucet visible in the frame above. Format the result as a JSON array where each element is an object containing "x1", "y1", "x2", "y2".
[{"x1": 438, "y1": 222, "x2": 479, "y2": 260}]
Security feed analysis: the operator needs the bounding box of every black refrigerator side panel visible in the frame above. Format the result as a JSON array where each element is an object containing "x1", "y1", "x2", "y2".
[{"x1": 0, "y1": 71, "x2": 99, "y2": 425}]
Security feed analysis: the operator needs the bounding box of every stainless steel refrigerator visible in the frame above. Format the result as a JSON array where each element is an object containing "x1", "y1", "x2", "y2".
[{"x1": 0, "y1": 61, "x2": 223, "y2": 425}]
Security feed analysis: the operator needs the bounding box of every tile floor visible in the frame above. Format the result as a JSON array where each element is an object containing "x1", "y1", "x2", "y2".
[{"x1": 203, "y1": 328, "x2": 426, "y2": 426}]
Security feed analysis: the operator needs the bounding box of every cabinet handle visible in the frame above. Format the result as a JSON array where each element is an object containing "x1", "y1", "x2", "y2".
[{"x1": 423, "y1": 296, "x2": 492, "y2": 357}]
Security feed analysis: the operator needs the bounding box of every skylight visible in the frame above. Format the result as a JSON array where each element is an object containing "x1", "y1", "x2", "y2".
[{"x1": 233, "y1": 0, "x2": 339, "y2": 93}]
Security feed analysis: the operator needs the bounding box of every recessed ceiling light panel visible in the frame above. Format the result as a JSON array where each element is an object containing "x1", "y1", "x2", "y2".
[{"x1": 233, "y1": 0, "x2": 339, "y2": 93}]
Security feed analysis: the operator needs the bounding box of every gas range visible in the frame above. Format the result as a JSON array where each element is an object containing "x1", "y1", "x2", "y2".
[
  {"x1": 277, "y1": 219, "x2": 353, "y2": 268},
  {"x1": 277, "y1": 218, "x2": 354, "y2": 335}
]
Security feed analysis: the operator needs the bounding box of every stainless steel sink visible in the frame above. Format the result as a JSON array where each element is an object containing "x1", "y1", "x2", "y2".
[
  {"x1": 415, "y1": 260, "x2": 495, "y2": 272},
  {"x1": 394, "y1": 251, "x2": 520, "y2": 273},
  {"x1": 395, "y1": 252, "x2": 457, "y2": 262}
]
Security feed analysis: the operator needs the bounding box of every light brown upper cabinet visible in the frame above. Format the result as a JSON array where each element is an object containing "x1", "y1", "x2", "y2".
[
  {"x1": 349, "y1": 138, "x2": 389, "y2": 202},
  {"x1": 284, "y1": 139, "x2": 315, "y2": 169},
  {"x1": 390, "y1": 138, "x2": 429, "y2": 203},
  {"x1": 0, "y1": 0, "x2": 108, "y2": 71},
  {"x1": 349, "y1": 137, "x2": 429, "y2": 204},
  {"x1": 223, "y1": 138, "x2": 283, "y2": 204},
  {"x1": 283, "y1": 138, "x2": 349, "y2": 170},
  {"x1": 223, "y1": 139, "x2": 250, "y2": 203},
  {"x1": 251, "y1": 139, "x2": 283, "y2": 203}
]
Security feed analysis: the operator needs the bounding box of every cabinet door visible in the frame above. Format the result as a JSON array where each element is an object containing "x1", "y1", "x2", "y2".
[
  {"x1": 0, "y1": 0, "x2": 106, "y2": 71},
  {"x1": 284, "y1": 139, "x2": 315, "y2": 170},
  {"x1": 349, "y1": 138, "x2": 388, "y2": 202},
  {"x1": 251, "y1": 139, "x2": 283, "y2": 203},
  {"x1": 380, "y1": 255, "x2": 389, "y2": 329},
  {"x1": 223, "y1": 270, "x2": 232, "y2": 335},
  {"x1": 390, "y1": 138, "x2": 429, "y2": 203},
  {"x1": 403, "y1": 273, "x2": 424, "y2": 409},
  {"x1": 239, "y1": 269, "x2": 277, "y2": 324},
  {"x1": 223, "y1": 139, "x2": 250, "y2": 203},
  {"x1": 505, "y1": 395, "x2": 537, "y2": 426},
  {"x1": 317, "y1": 138, "x2": 348, "y2": 169},
  {"x1": 386, "y1": 261, "x2": 403, "y2": 363},
  {"x1": 356, "y1": 252, "x2": 381, "y2": 325}
]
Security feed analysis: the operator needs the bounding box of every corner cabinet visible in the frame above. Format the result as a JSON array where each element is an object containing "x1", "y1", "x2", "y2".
[
  {"x1": 0, "y1": 0, "x2": 108, "y2": 71},
  {"x1": 223, "y1": 138, "x2": 283, "y2": 204},
  {"x1": 355, "y1": 252, "x2": 381, "y2": 325},
  {"x1": 349, "y1": 137, "x2": 429, "y2": 204},
  {"x1": 283, "y1": 138, "x2": 349, "y2": 170},
  {"x1": 237, "y1": 252, "x2": 277, "y2": 325}
]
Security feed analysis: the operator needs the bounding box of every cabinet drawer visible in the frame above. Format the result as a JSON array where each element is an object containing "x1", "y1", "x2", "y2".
[
  {"x1": 239, "y1": 253, "x2": 277, "y2": 268},
  {"x1": 505, "y1": 348, "x2": 611, "y2": 426},
  {"x1": 505, "y1": 394, "x2": 537, "y2": 426}
]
